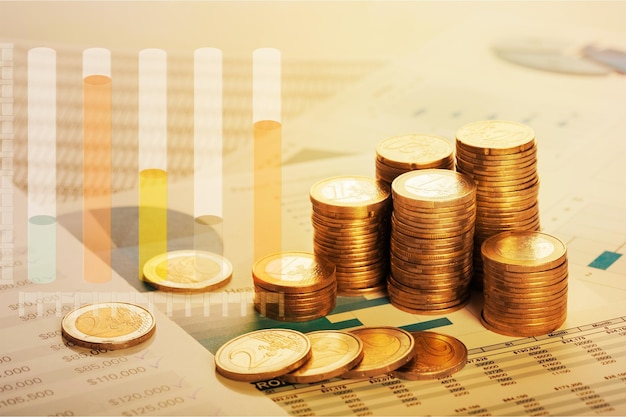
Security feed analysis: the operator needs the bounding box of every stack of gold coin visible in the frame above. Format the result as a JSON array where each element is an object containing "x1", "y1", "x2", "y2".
[
  {"x1": 252, "y1": 251, "x2": 337, "y2": 322},
  {"x1": 375, "y1": 134, "x2": 455, "y2": 184},
  {"x1": 309, "y1": 176, "x2": 392, "y2": 296},
  {"x1": 455, "y1": 120, "x2": 541, "y2": 288},
  {"x1": 388, "y1": 169, "x2": 476, "y2": 314},
  {"x1": 480, "y1": 231, "x2": 568, "y2": 337}
]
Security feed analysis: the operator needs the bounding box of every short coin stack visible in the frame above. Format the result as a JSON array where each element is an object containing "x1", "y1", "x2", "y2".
[
  {"x1": 310, "y1": 176, "x2": 392, "y2": 296},
  {"x1": 480, "y1": 230, "x2": 568, "y2": 337},
  {"x1": 252, "y1": 251, "x2": 337, "y2": 322},
  {"x1": 388, "y1": 169, "x2": 476, "y2": 314},
  {"x1": 375, "y1": 134, "x2": 455, "y2": 185},
  {"x1": 455, "y1": 120, "x2": 541, "y2": 288}
]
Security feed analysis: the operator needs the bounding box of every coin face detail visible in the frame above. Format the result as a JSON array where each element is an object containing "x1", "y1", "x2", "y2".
[
  {"x1": 61, "y1": 302, "x2": 156, "y2": 350},
  {"x1": 215, "y1": 329, "x2": 312, "y2": 382},
  {"x1": 482, "y1": 231, "x2": 567, "y2": 272},
  {"x1": 456, "y1": 120, "x2": 535, "y2": 153},
  {"x1": 392, "y1": 331, "x2": 467, "y2": 380},
  {"x1": 342, "y1": 327, "x2": 415, "y2": 378},
  {"x1": 376, "y1": 134, "x2": 453, "y2": 166},
  {"x1": 281, "y1": 330, "x2": 364, "y2": 383},
  {"x1": 142, "y1": 250, "x2": 233, "y2": 293},
  {"x1": 310, "y1": 176, "x2": 390, "y2": 210}
]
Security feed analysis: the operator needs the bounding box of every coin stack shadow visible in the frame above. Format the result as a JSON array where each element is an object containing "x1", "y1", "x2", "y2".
[
  {"x1": 309, "y1": 176, "x2": 392, "y2": 296},
  {"x1": 387, "y1": 169, "x2": 476, "y2": 314},
  {"x1": 480, "y1": 231, "x2": 568, "y2": 337},
  {"x1": 252, "y1": 251, "x2": 337, "y2": 322},
  {"x1": 375, "y1": 134, "x2": 455, "y2": 185},
  {"x1": 454, "y1": 120, "x2": 541, "y2": 288}
]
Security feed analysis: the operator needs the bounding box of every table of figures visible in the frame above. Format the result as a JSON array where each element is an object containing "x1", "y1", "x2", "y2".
[{"x1": 258, "y1": 316, "x2": 626, "y2": 416}]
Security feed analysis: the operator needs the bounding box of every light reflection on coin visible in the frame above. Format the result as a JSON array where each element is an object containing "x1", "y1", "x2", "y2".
[
  {"x1": 61, "y1": 302, "x2": 156, "y2": 350},
  {"x1": 215, "y1": 328, "x2": 312, "y2": 382},
  {"x1": 281, "y1": 330, "x2": 364, "y2": 384},
  {"x1": 392, "y1": 331, "x2": 467, "y2": 380},
  {"x1": 342, "y1": 327, "x2": 415, "y2": 378},
  {"x1": 142, "y1": 250, "x2": 232, "y2": 293}
]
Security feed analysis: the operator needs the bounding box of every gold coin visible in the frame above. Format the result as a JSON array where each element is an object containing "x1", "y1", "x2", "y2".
[
  {"x1": 342, "y1": 327, "x2": 415, "y2": 378},
  {"x1": 392, "y1": 169, "x2": 476, "y2": 209},
  {"x1": 142, "y1": 250, "x2": 232, "y2": 293},
  {"x1": 391, "y1": 331, "x2": 467, "y2": 380},
  {"x1": 310, "y1": 176, "x2": 391, "y2": 215},
  {"x1": 281, "y1": 330, "x2": 364, "y2": 383},
  {"x1": 214, "y1": 328, "x2": 311, "y2": 382},
  {"x1": 482, "y1": 231, "x2": 567, "y2": 272},
  {"x1": 376, "y1": 134, "x2": 454, "y2": 169},
  {"x1": 455, "y1": 120, "x2": 536, "y2": 155},
  {"x1": 252, "y1": 251, "x2": 336, "y2": 293},
  {"x1": 61, "y1": 302, "x2": 156, "y2": 350}
]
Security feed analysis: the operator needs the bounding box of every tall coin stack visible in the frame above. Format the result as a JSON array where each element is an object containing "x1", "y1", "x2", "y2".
[
  {"x1": 388, "y1": 169, "x2": 476, "y2": 314},
  {"x1": 309, "y1": 176, "x2": 392, "y2": 296},
  {"x1": 480, "y1": 231, "x2": 568, "y2": 337},
  {"x1": 375, "y1": 134, "x2": 455, "y2": 185},
  {"x1": 253, "y1": 251, "x2": 337, "y2": 322},
  {"x1": 455, "y1": 120, "x2": 540, "y2": 287}
]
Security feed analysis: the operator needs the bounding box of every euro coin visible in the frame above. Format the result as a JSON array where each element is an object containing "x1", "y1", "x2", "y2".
[
  {"x1": 61, "y1": 302, "x2": 156, "y2": 350},
  {"x1": 215, "y1": 328, "x2": 311, "y2": 382},
  {"x1": 342, "y1": 327, "x2": 415, "y2": 378},
  {"x1": 392, "y1": 331, "x2": 467, "y2": 380},
  {"x1": 455, "y1": 120, "x2": 536, "y2": 155},
  {"x1": 281, "y1": 330, "x2": 364, "y2": 383},
  {"x1": 142, "y1": 250, "x2": 232, "y2": 293},
  {"x1": 481, "y1": 231, "x2": 567, "y2": 272}
]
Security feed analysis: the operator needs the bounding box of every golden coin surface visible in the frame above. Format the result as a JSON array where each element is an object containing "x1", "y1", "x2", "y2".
[
  {"x1": 376, "y1": 134, "x2": 453, "y2": 168},
  {"x1": 61, "y1": 302, "x2": 156, "y2": 350},
  {"x1": 252, "y1": 251, "x2": 336, "y2": 293},
  {"x1": 392, "y1": 331, "x2": 467, "y2": 380},
  {"x1": 142, "y1": 250, "x2": 232, "y2": 293},
  {"x1": 281, "y1": 330, "x2": 364, "y2": 383},
  {"x1": 455, "y1": 120, "x2": 536, "y2": 154},
  {"x1": 310, "y1": 176, "x2": 390, "y2": 212},
  {"x1": 392, "y1": 169, "x2": 476, "y2": 208},
  {"x1": 482, "y1": 231, "x2": 567, "y2": 272},
  {"x1": 342, "y1": 327, "x2": 415, "y2": 378},
  {"x1": 215, "y1": 329, "x2": 311, "y2": 382}
]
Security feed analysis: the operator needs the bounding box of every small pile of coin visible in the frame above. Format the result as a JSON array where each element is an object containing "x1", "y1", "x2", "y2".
[
  {"x1": 309, "y1": 176, "x2": 392, "y2": 296},
  {"x1": 388, "y1": 169, "x2": 476, "y2": 314},
  {"x1": 252, "y1": 251, "x2": 337, "y2": 322},
  {"x1": 375, "y1": 134, "x2": 455, "y2": 185},
  {"x1": 455, "y1": 120, "x2": 541, "y2": 288},
  {"x1": 215, "y1": 327, "x2": 467, "y2": 383},
  {"x1": 480, "y1": 230, "x2": 568, "y2": 337}
]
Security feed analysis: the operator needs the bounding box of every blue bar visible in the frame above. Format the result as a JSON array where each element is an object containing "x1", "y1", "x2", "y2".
[{"x1": 588, "y1": 251, "x2": 622, "y2": 270}]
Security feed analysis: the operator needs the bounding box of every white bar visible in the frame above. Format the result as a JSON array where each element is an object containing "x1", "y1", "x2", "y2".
[
  {"x1": 252, "y1": 48, "x2": 281, "y2": 123},
  {"x1": 138, "y1": 48, "x2": 167, "y2": 172},
  {"x1": 82, "y1": 48, "x2": 111, "y2": 78},
  {"x1": 193, "y1": 47, "x2": 222, "y2": 217},
  {"x1": 27, "y1": 47, "x2": 56, "y2": 217}
]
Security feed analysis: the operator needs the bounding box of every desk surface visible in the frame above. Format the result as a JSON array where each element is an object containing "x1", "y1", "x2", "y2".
[{"x1": 2, "y1": 2, "x2": 626, "y2": 416}]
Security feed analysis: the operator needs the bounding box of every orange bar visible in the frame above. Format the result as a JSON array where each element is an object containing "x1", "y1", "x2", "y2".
[
  {"x1": 83, "y1": 74, "x2": 112, "y2": 283},
  {"x1": 253, "y1": 119, "x2": 282, "y2": 262}
]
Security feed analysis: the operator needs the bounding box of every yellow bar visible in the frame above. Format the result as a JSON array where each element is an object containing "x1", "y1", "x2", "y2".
[
  {"x1": 253, "y1": 119, "x2": 282, "y2": 261},
  {"x1": 139, "y1": 168, "x2": 168, "y2": 279},
  {"x1": 83, "y1": 74, "x2": 112, "y2": 283}
]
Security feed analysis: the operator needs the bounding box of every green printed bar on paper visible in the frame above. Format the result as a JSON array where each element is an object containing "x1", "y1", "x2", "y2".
[{"x1": 588, "y1": 251, "x2": 622, "y2": 270}]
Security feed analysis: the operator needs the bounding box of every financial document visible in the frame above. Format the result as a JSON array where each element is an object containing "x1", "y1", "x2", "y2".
[{"x1": 2, "y1": 9, "x2": 626, "y2": 417}]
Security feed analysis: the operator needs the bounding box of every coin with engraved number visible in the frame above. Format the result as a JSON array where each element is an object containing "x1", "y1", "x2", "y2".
[
  {"x1": 142, "y1": 250, "x2": 232, "y2": 293},
  {"x1": 61, "y1": 302, "x2": 156, "y2": 350},
  {"x1": 281, "y1": 330, "x2": 364, "y2": 383},
  {"x1": 342, "y1": 327, "x2": 415, "y2": 378},
  {"x1": 392, "y1": 331, "x2": 467, "y2": 380},
  {"x1": 215, "y1": 328, "x2": 312, "y2": 382}
]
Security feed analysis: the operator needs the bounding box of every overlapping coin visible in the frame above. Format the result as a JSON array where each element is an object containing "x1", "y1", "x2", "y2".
[
  {"x1": 388, "y1": 169, "x2": 476, "y2": 314},
  {"x1": 392, "y1": 331, "x2": 467, "y2": 380},
  {"x1": 342, "y1": 326, "x2": 415, "y2": 378},
  {"x1": 252, "y1": 251, "x2": 337, "y2": 322},
  {"x1": 480, "y1": 230, "x2": 568, "y2": 337},
  {"x1": 455, "y1": 120, "x2": 541, "y2": 288},
  {"x1": 142, "y1": 250, "x2": 233, "y2": 293},
  {"x1": 310, "y1": 176, "x2": 392, "y2": 296},
  {"x1": 375, "y1": 134, "x2": 454, "y2": 185},
  {"x1": 281, "y1": 330, "x2": 364, "y2": 383},
  {"x1": 214, "y1": 328, "x2": 312, "y2": 382},
  {"x1": 61, "y1": 302, "x2": 156, "y2": 350}
]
